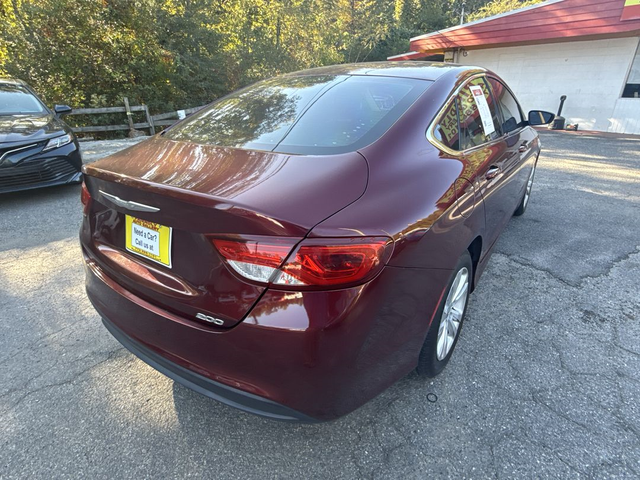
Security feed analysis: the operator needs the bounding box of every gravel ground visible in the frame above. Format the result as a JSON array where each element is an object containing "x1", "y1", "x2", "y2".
[{"x1": 1, "y1": 132, "x2": 639, "y2": 479}]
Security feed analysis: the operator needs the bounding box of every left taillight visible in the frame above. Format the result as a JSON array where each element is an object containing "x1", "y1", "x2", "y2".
[
  {"x1": 81, "y1": 180, "x2": 91, "y2": 215},
  {"x1": 212, "y1": 236, "x2": 393, "y2": 290}
]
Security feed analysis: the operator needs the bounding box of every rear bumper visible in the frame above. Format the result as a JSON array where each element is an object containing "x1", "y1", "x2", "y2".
[
  {"x1": 100, "y1": 314, "x2": 317, "y2": 422},
  {"x1": 84, "y1": 245, "x2": 451, "y2": 421}
]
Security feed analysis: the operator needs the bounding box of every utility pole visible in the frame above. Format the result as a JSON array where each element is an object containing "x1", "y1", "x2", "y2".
[{"x1": 460, "y1": 1, "x2": 466, "y2": 25}]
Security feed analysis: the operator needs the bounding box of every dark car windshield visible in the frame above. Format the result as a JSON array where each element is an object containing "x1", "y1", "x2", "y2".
[
  {"x1": 0, "y1": 83, "x2": 47, "y2": 115},
  {"x1": 164, "y1": 75, "x2": 431, "y2": 155}
]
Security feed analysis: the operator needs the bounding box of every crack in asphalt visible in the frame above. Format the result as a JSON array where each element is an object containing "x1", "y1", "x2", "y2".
[
  {"x1": 497, "y1": 246, "x2": 640, "y2": 289},
  {"x1": 1, "y1": 349, "x2": 124, "y2": 414}
]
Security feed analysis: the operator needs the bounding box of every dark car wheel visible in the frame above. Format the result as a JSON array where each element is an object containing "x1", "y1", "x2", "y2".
[
  {"x1": 513, "y1": 161, "x2": 537, "y2": 217},
  {"x1": 417, "y1": 251, "x2": 472, "y2": 377}
]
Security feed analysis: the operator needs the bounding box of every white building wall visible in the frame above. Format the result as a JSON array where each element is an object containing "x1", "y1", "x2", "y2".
[{"x1": 458, "y1": 37, "x2": 640, "y2": 134}]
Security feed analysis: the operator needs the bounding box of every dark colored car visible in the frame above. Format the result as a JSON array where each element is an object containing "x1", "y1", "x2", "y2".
[
  {"x1": 80, "y1": 62, "x2": 554, "y2": 421},
  {"x1": 0, "y1": 78, "x2": 81, "y2": 193}
]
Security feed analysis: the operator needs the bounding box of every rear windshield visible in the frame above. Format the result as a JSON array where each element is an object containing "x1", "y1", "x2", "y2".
[
  {"x1": 0, "y1": 84, "x2": 46, "y2": 115},
  {"x1": 164, "y1": 75, "x2": 431, "y2": 155}
]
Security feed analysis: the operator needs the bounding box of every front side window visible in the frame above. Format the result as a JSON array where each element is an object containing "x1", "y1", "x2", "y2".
[
  {"x1": 458, "y1": 77, "x2": 502, "y2": 150},
  {"x1": 623, "y1": 43, "x2": 640, "y2": 98},
  {"x1": 487, "y1": 77, "x2": 524, "y2": 134},
  {"x1": 165, "y1": 75, "x2": 431, "y2": 155},
  {"x1": 0, "y1": 84, "x2": 46, "y2": 115}
]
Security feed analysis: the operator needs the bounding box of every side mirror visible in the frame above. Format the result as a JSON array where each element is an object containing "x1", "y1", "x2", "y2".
[
  {"x1": 54, "y1": 104, "x2": 73, "y2": 116},
  {"x1": 528, "y1": 110, "x2": 555, "y2": 126}
]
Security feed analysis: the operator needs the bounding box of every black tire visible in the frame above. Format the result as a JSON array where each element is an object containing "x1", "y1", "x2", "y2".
[
  {"x1": 513, "y1": 162, "x2": 537, "y2": 217},
  {"x1": 417, "y1": 251, "x2": 472, "y2": 377}
]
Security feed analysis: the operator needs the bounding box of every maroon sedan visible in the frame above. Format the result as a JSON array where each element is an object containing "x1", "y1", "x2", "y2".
[{"x1": 80, "y1": 62, "x2": 553, "y2": 421}]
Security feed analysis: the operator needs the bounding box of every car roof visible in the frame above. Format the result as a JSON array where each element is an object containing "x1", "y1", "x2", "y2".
[
  {"x1": 286, "y1": 61, "x2": 483, "y2": 82},
  {"x1": 0, "y1": 78, "x2": 28, "y2": 86}
]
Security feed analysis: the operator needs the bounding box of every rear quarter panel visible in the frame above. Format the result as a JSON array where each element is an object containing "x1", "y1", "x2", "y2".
[
  {"x1": 306, "y1": 70, "x2": 488, "y2": 375},
  {"x1": 310, "y1": 68, "x2": 486, "y2": 272}
]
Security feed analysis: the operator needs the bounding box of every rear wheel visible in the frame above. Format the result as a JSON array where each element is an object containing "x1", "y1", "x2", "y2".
[
  {"x1": 417, "y1": 251, "x2": 472, "y2": 377},
  {"x1": 514, "y1": 161, "x2": 537, "y2": 217}
]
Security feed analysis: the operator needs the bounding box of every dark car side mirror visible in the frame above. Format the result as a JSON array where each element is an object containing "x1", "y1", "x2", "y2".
[
  {"x1": 54, "y1": 104, "x2": 73, "y2": 117},
  {"x1": 528, "y1": 110, "x2": 555, "y2": 126}
]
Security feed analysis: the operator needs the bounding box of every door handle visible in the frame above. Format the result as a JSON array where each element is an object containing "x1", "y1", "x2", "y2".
[
  {"x1": 486, "y1": 166, "x2": 501, "y2": 180},
  {"x1": 518, "y1": 142, "x2": 529, "y2": 153}
]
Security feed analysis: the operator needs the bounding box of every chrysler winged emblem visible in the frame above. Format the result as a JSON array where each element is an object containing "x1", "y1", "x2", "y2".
[{"x1": 99, "y1": 190, "x2": 160, "y2": 213}]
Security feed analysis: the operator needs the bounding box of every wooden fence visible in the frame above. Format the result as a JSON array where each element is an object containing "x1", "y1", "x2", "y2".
[
  {"x1": 149, "y1": 105, "x2": 205, "y2": 128},
  {"x1": 68, "y1": 97, "x2": 206, "y2": 136}
]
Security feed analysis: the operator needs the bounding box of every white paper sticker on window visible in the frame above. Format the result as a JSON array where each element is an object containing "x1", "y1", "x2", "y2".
[{"x1": 469, "y1": 85, "x2": 496, "y2": 136}]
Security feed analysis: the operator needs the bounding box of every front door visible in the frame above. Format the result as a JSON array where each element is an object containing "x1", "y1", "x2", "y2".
[{"x1": 486, "y1": 77, "x2": 537, "y2": 212}]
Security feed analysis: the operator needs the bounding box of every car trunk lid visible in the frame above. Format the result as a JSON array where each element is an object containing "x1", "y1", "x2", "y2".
[{"x1": 81, "y1": 136, "x2": 368, "y2": 328}]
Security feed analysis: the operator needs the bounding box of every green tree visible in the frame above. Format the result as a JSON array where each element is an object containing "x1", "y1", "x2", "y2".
[
  {"x1": 0, "y1": 0, "x2": 504, "y2": 125},
  {"x1": 467, "y1": 0, "x2": 544, "y2": 22}
]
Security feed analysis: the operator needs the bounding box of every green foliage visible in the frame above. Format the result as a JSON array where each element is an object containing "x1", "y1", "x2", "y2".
[
  {"x1": 467, "y1": 0, "x2": 545, "y2": 22},
  {"x1": 0, "y1": 0, "x2": 502, "y2": 114}
]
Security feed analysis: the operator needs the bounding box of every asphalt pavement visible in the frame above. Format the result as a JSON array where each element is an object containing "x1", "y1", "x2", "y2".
[{"x1": 1, "y1": 132, "x2": 639, "y2": 479}]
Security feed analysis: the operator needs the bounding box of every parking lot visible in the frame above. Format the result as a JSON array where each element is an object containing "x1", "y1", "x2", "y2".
[{"x1": 1, "y1": 131, "x2": 639, "y2": 478}]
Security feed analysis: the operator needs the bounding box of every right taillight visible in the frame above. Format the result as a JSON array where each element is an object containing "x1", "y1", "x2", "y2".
[
  {"x1": 212, "y1": 236, "x2": 393, "y2": 290},
  {"x1": 81, "y1": 180, "x2": 91, "y2": 215}
]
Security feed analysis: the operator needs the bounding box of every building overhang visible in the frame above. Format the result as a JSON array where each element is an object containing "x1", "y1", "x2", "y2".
[{"x1": 389, "y1": 0, "x2": 640, "y2": 60}]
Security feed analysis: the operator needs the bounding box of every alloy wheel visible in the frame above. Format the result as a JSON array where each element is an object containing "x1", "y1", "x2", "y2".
[{"x1": 436, "y1": 267, "x2": 469, "y2": 361}]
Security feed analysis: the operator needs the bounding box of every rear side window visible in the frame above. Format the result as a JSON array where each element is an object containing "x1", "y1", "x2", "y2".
[
  {"x1": 165, "y1": 75, "x2": 431, "y2": 155},
  {"x1": 487, "y1": 77, "x2": 524, "y2": 134},
  {"x1": 433, "y1": 99, "x2": 460, "y2": 151},
  {"x1": 458, "y1": 77, "x2": 502, "y2": 150}
]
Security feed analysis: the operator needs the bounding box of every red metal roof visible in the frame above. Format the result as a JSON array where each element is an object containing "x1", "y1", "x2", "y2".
[
  {"x1": 622, "y1": 0, "x2": 640, "y2": 21},
  {"x1": 391, "y1": 0, "x2": 640, "y2": 59}
]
